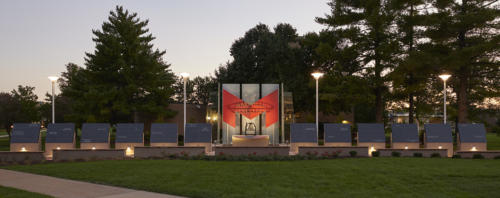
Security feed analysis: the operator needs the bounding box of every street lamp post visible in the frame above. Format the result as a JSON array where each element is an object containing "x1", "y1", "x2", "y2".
[
  {"x1": 311, "y1": 72, "x2": 324, "y2": 140},
  {"x1": 48, "y1": 76, "x2": 59, "y2": 124},
  {"x1": 180, "y1": 73, "x2": 190, "y2": 137},
  {"x1": 439, "y1": 74, "x2": 451, "y2": 124}
]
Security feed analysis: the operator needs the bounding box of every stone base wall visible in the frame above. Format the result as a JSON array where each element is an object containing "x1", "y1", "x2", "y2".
[
  {"x1": 80, "y1": 143, "x2": 109, "y2": 150},
  {"x1": 45, "y1": 143, "x2": 75, "y2": 158},
  {"x1": 324, "y1": 142, "x2": 352, "y2": 147},
  {"x1": 184, "y1": 142, "x2": 212, "y2": 153},
  {"x1": 378, "y1": 149, "x2": 448, "y2": 157},
  {"x1": 425, "y1": 142, "x2": 453, "y2": 157},
  {"x1": 298, "y1": 146, "x2": 369, "y2": 157},
  {"x1": 115, "y1": 143, "x2": 143, "y2": 157},
  {"x1": 456, "y1": 151, "x2": 500, "y2": 159},
  {"x1": 214, "y1": 146, "x2": 290, "y2": 156},
  {"x1": 290, "y1": 142, "x2": 317, "y2": 154},
  {"x1": 53, "y1": 149, "x2": 125, "y2": 162},
  {"x1": 457, "y1": 142, "x2": 487, "y2": 152},
  {"x1": 134, "y1": 147, "x2": 205, "y2": 158},
  {"x1": 150, "y1": 143, "x2": 178, "y2": 147},
  {"x1": 10, "y1": 143, "x2": 40, "y2": 152},
  {"x1": 392, "y1": 142, "x2": 419, "y2": 149},
  {"x1": 0, "y1": 152, "x2": 45, "y2": 164}
]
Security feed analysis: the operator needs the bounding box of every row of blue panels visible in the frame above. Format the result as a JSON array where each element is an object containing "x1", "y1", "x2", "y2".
[
  {"x1": 10, "y1": 123, "x2": 212, "y2": 144},
  {"x1": 290, "y1": 123, "x2": 487, "y2": 143}
]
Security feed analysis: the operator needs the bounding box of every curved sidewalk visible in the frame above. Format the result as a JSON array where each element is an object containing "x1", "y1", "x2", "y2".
[{"x1": 0, "y1": 169, "x2": 183, "y2": 198}]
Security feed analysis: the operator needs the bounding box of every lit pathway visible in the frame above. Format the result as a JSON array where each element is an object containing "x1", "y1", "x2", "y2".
[{"x1": 0, "y1": 169, "x2": 184, "y2": 198}]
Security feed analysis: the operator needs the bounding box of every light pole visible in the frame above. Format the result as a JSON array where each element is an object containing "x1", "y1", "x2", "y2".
[
  {"x1": 311, "y1": 72, "x2": 324, "y2": 140},
  {"x1": 48, "y1": 76, "x2": 59, "y2": 124},
  {"x1": 439, "y1": 74, "x2": 451, "y2": 124},
  {"x1": 180, "y1": 73, "x2": 190, "y2": 137}
]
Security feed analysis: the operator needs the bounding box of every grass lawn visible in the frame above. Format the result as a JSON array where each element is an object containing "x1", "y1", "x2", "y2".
[
  {"x1": 4, "y1": 158, "x2": 500, "y2": 198},
  {"x1": 0, "y1": 185, "x2": 53, "y2": 198}
]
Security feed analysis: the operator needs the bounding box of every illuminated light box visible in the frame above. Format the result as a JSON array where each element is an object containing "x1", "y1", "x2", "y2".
[
  {"x1": 45, "y1": 123, "x2": 75, "y2": 157},
  {"x1": 324, "y1": 123, "x2": 351, "y2": 147},
  {"x1": 391, "y1": 124, "x2": 419, "y2": 149},
  {"x1": 424, "y1": 124, "x2": 453, "y2": 157},
  {"x1": 10, "y1": 123, "x2": 41, "y2": 152},
  {"x1": 457, "y1": 123, "x2": 487, "y2": 152},
  {"x1": 115, "y1": 123, "x2": 144, "y2": 156},
  {"x1": 80, "y1": 123, "x2": 110, "y2": 150},
  {"x1": 357, "y1": 123, "x2": 385, "y2": 156}
]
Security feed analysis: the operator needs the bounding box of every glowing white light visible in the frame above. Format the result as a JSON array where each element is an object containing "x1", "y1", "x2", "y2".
[
  {"x1": 212, "y1": 116, "x2": 217, "y2": 121},
  {"x1": 48, "y1": 76, "x2": 59, "y2": 82},
  {"x1": 125, "y1": 146, "x2": 133, "y2": 156},
  {"x1": 206, "y1": 116, "x2": 211, "y2": 121},
  {"x1": 438, "y1": 146, "x2": 442, "y2": 149},
  {"x1": 20, "y1": 147, "x2": 27, "y2": 152},
  {"x1": 180, "y1": 72, "x2": 190, "y2": 79},
  {"x1": 91, "y1": 146, "x2": 96, "y2": 150},
  {"x1": 369, "y1": 146, "x2": 376, "y2": 156},
  {"x1": 311, "y1": 72, "x2": 324, "y2": 80},
  {"x1": 471, "y1": 146, "x2": 477, "y2": 151},
  {"x1": 404, "y1": 146, "x2": 408, "y2": 150},
  {"x1": 439, "y1": 74, "x2": 451, "y2": 81},
  {"x1": 56, "y1": 146, "x2": 61, "y2": 150}
]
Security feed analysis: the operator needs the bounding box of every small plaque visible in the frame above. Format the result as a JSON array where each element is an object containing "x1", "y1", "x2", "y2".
[
  {"x1": 150, "y1": 123, "x2": 178, "y2": 143},
  {"x1": 290, "y1": 123, "x2": 317, "y2": 143},
  {"x1": 10, "y1": 123, "x2": 40, "y2": 143},
  {"x1": 184, "y1": 123, "x2": 212, "y2": 143},
  {"x1": 458, "y1": 123, "x2": 486, "y2": 143},
  {"x1": 424, "y1": 124, "x2": 452, "y2": 143},
  {"x1": 324, "y1": 124, "x2": 351, "y2": 143},
  {"x1": 357, "y1": 123, "x2": 385, "y2": 143},
  {"x1": 80, "y1": 123, "x2": 110, "y2": 143},
  {"x1": 391, "y1": 124, "x2": 419, "y2": 143},
  {"x1": 115, "y1": 123, "x2": 143, "y2": 143},
  {"x1": 46, "y1": 123, "x2": 75, "y2": 143}
]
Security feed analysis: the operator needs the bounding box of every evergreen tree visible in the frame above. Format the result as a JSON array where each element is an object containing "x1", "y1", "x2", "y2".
[
  {"x1": 425, "y1": 0, "x2": 499, "y2": 123},
  {"x1": 61, "y1": 6, "x2": 176, "y2": 123}
]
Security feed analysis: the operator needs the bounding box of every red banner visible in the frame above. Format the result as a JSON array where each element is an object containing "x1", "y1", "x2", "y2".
[{"x1": 223, "y1": 89, "x2": 279, "y2": 128}]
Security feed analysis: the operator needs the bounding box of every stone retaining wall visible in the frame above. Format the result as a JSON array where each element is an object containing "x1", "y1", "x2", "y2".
[
  {"x1": 0, "y1": 152, "x2": 45, "y2": 164},
  {"x1": 456, "y1": 151, "x2": 500, "y2": 159},
  {"x1": 134, "y1": 147, "x2": 205, "y2": 159},
  {"x1": 378, "y1": 149, "x2": 448, "y2": 157},
  {"x1": 298, "y1": 146, "x2": 369, "y2": 157},
  {"x1": 52, "y1": 149, "x2": 125, "y2": 162},
  {"x1": 214, "y1": 146, "x2": 290, "y2": 156}
]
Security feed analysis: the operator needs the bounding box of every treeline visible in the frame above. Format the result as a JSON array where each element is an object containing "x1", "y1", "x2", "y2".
[{"x1": 216, "y1": 0, "x2": 499, "y2": 125}]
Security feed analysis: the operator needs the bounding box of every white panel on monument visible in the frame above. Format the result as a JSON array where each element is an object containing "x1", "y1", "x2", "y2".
[
  {"x1": 222, "y1": 84, "x2": 240, "y2": 144},
  {"x1": 242, "y1": 84, "x2": 260, "y2": 136},
  {"x1": 262, "y1": 84, "x2": 280, "y2": 145}
]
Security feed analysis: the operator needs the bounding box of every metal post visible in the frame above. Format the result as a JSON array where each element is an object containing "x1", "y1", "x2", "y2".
[
  {"x1": 183, "y1": 78, "x2": 187, "y2": 137},
  {"x1": 217, "y1": 83, "x2": 221, "y2": 143},
  {"x1": 281, "y1": 83, "x2": 285, "y2": 144},
  {"x1": 443, "y1": 80, "x2": 447, "y2": 124},
  {"x1": 315, "y1": 78, "x2": 319, "y2": 140},
  {"x1": 51, "y1": 81, "x2": 55, "y2": 124}
]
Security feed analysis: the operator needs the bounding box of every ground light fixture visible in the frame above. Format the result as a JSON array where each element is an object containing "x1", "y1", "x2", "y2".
[
  {"x1": 311, "y1": 72, "x2": 324, "y2": 139},
  {"x1": 471, "y1": 146, "x2": 477, "y2": 151},
  {"x1": 438, "y1": 146, "x2": 443, "y2": 149},
  {"x1": 21, "y1": 147, "x2": 27, "y2": 152},
  {"x1": 438, "y1": 74, "x2": 451, "y2": 124},
  {"x1": 48, "y1": 76, "x2": 59, "y2": 124}
]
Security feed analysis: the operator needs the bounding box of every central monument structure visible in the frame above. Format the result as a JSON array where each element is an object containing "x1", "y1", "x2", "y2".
[{"x1": 222, "y1": 84, "x2": 280, "y2": 146}]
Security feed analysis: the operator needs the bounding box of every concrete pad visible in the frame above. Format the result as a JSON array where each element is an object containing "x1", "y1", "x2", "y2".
[{"x1": 0, "y1": 169, "x2": 183, "y2": 198}]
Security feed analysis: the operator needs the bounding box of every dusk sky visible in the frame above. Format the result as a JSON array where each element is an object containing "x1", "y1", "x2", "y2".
[{"x1": 0, "y1": 0, "x2": 330, "y2": 99}]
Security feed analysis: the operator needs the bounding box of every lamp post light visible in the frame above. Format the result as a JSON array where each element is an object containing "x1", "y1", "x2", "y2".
[
  {"x1": 48, "y1": 76, "x2": 59, "y2": 124},
  {"x1": 438, "y1": 74, "x2": 451, "y2": 124},
  {"x1": 311, "y1": 72, "x2": 324, "y2": 140},
  {"x1": 180, "y1": 73, "x2": 190, "y2": 136}
]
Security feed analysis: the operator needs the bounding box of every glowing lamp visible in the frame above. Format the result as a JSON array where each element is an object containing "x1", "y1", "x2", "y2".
[
  {"x1": 311, "y1": 72, "x2": 324, "y2": 80},
  {"x1": 91, "y1": 146, "x2": 96, "y2": 150},
  {"x1": 438, "y1": 146, "x2": 442, "y2": 149},
  {"x1": 20, "y1": 147, "x2": 27, "y2": 152},
  {"x1": 438, "y1": 74, "x2": 451, "y2": 81},
  {"x1": 471, "y1": 146, "x2": 477, "y2": 151},
  {"x1": 180, "y1": 72, "x2": 190, "y2": 79},
  {"x1": 48, "y1": 76, "x2": 59, "y2": 82},
  {"x1": 404, "y1": 146, "x2": 408, "y2": 150},
  {"x1": 56, "y1": 146, "x2": 61, "y2": 150}
]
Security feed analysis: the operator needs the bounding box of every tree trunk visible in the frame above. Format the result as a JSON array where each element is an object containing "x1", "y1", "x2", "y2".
[
  {"x1": 408, "y1": 93, "x2": 414, "y2": 123},
  {"x1": 375, "y1": 88, "x2": 384, "y2": 123},
  {"x1": 457, "y1": 74, "x2": 468, "y2": 123}
]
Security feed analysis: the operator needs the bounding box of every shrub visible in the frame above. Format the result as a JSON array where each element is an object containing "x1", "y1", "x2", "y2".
[
  {"x1": 372, "y1": 151, "x2": 380, "y2": 157},
  {"x1": 413, "y1": 153, "x2": 423, "y2": 158},
  {"x1": 391, "y1": 151, "x2": 401, "y2": 157},
  {"x1": 349, "y1": 150, "x2": 357, "y2": 157},
  {"x1": 431, "y1": 153, "x2": 441, "y2": 158},
  {"x1": 472, "y1": 154, "x2": 485, "y2": 159},
  {"x1": 494, "y1": 156, "x2": 500, "y2": 159},
  {"x1": 452, "y1": 154, "x2": 461, "y2": 159}
]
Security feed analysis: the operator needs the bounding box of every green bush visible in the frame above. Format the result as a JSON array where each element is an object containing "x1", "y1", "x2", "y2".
[
  {"x1": 431, "y1": 153, "x2": 441, "y2": 158},
  {"x1": 452, "y1": 154, "x2": 461, "y2": 159},
  {"x1": 391, "y1": 151, "x2": 401, "y2": 157},
  {"x1": 473, "y1": 154, "x2": 485, "y2": 159},
  {"x1": 494, "y1": 156, "x2": 500, "y2": 159},
  {"x1": 372, "y1": 151, "x2": 380, "y2": 157},
  {"x1": 349, "y1": 150, "x2": 357, "y2": 157},
  {"x1": 413, "y1": 153, "x2": 423, "y2": 158}
]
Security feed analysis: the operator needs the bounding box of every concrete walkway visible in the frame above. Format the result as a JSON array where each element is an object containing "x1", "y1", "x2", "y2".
[{"x1": 0, "y1": 169, "x2": 184, "y2": 198}]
